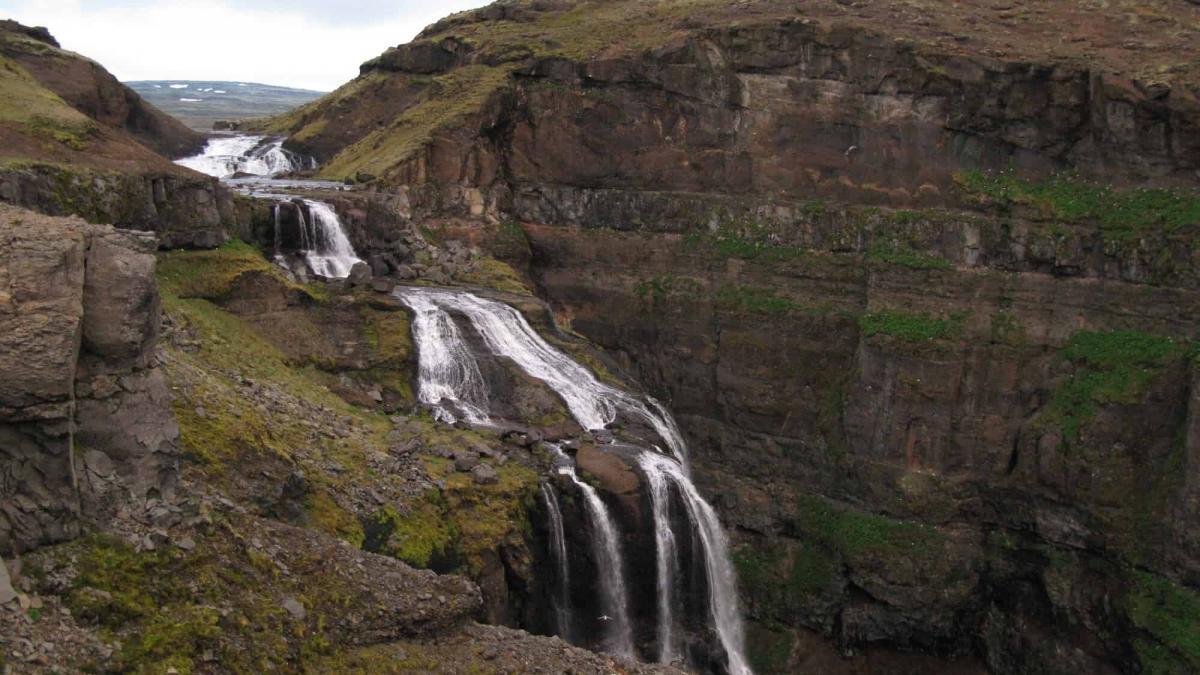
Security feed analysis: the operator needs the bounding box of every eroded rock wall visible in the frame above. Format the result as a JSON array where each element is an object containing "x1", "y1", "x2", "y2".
[{"x1": 0, "y1": 204, "x2": 179, "y2": 555}]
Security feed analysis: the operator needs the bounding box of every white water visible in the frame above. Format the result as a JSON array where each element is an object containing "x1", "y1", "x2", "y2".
[
  {"x1": 643, "y1": 461, "x2": 681, "y2": 664},
  {"x1": 397, "y1": 287, "x2": 751, "y2": 673},
  {"x1": 540, "y1": 482, "x2": 573, "y2": 640},
  {"x1": 270, "y1": 199, "x2": 363, "y2": 280},
  {"x1": 399, "y1": 291, "x2": 491, "y2": 424},
  {"x1": 639, "y1": 453, "x2": 750, "y2": 675},
  {"x1": 176, "y1": 134, "x2": 310, "y2": 179},
  {"x1": 396, "y1": 288, "x2": 689, "y2": 466},
  {"x1": 547, "y1": 446, "x2": 634, "y2": 656},
  {"x1": 300, "y1": 200, "x2": 362, "y2": 278}
]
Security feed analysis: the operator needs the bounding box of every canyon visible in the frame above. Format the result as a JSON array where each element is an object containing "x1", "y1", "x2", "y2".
[{"x1": 2, "y1": 1, "x2": 1200, "y2": 674}]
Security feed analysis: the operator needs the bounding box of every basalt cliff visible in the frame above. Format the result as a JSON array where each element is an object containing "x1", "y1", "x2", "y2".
[
  {"x1": 262, "y1": 1, "x2": 1200, "y2": 673},
  {"x1": 1, "y1": 2, "x2": 1199, "y2": 674}
]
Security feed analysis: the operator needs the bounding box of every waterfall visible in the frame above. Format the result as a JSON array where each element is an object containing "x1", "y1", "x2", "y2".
[
  {"x1": 639, "y1": 453, "x2": 750, "y2": 675},
  {"x1": 269, "y1": 198, "x2": 363, "y2": 280},
  {"x1": 540, "y1": 482, "x2": 573, "y2": 640},
  {"x1": 546, "y1": 446, "x2": 634, "y2": 657},
  {"x1": 176, "y1": 134, "x2": 309, "y2": 178},
  {"x1": 642, "y1": 459, "x2": 681, "y2": 664},
  {"x1": 300, "y1": 200, "x2": 362, "y2": 279},
  {"x1": 396, "y1": 286, "x2": 751, "y2": 673},
  {"x1": 397, "y1": 288, "x2": 689, "y2": 466},
  {"x1": 400, "y1": 291, "x2": 491, "y2": 424}
]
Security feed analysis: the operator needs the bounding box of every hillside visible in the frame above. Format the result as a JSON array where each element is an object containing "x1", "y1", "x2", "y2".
[
  {"x1": 127, "y1": 80, "x2": 325, "y2": 131},
  {"x1": 0, "y1": 20, "x2": 231, "y2": 247}
]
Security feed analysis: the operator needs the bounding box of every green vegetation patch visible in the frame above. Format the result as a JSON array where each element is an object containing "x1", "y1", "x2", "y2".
[
  {"x1": 157, "y1": 240, "x2": 321, "y2": 300},
  {"x1": 319, "y1": 65, "x2": 513, "y2": 180},
  {"x1": 867, "y1": 241, "x2": 953, "y2": 270},
  {"x1": 734, "y1": 542, "x2": 835, "y2": 620},
  {"x1": 59, "y1": 534, "x2": 288, "y2": 673},
  {"x1": 717, "y1": 285, "x2": 800, "y2": 315},
  {"x1": 859, "y1": 310, "x2": 965, "y2": 343},
  {"x1": 364, "y1": 496, "x2": 458, "y2": 570},
  {"x1": 687, "y1": 220, "x2": 808, "y2": 262},
  {"x1": 791, "y1": 494, "x2": 945, "y2": 564},
  {"x1": 1040, "y1": 330, "x2": 1190, "y2": 443},
  {"x1": 958, "y1": 170, "x2": 1200, "y2": 243},
  {"x1": 1128, "y1": 571, "x2": 1200, "y2": 672}
]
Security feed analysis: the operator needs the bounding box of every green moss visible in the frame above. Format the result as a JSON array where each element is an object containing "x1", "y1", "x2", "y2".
[
  {"x1": 157, "y1": 240, "x2": 317, "y2": 300},
  {"x1": 363, "y1": 497, "x2": 459, "y2": 569},
  {"x1": 688, "y1": 220, "x2": 808, "y2": 262},
  {"x1": 717, "y1": 285, "x2": 801, "y2": 315},
  {"x1": 55, "y1": 528, "x2": 377, "y2": 673},
  {"x1": 867, "y1": 241, "x2": 953, "y2": 270},
  {"x1": 359, "y1": 307, "x2": 413, "y2": 363},
  {"x1": 1040, "y1": 330, "x2": 1189, "y2": 443},
  {"x1": 791, "y1": 494, "x2": 943, "y2": 563},
  {"x1": 957, "y1": 170, "x2": 1200, "y2": 243},
  {"x1": 859, "y1": 310, "x2": 965, "y2": 343},
  {"x1": 458, "y1": 257, "x2": 531, "y2": 294},
  {"x1": 307, "y1": 490, "x2": 366, "y2": 548},
  {"x1": 744, "y1": 621, "x2": 796, "y2": 674},
  {"x1": 319, "y1": 65, "x2": 514, "y2": 180},
  {"x1": 733, "y1": 541, "x2": 835, "y2": 620},
  {"x1": 1129, "y1": 571, "x2": 1200, "y2": 672}
]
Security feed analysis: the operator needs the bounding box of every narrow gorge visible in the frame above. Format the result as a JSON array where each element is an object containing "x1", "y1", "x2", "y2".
[{"x1": 1, "y1": 2, "x2": 1199, "y2": 674}]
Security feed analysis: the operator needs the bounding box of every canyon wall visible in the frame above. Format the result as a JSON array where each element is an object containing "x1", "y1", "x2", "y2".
[{"x1": 273, "y1": 3, "x2": 1200, "y2": 672}]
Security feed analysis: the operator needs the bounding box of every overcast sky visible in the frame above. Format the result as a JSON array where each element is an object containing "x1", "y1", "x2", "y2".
[{"x1": 0, "y1": 0, "x2": 490, "y2": 91}]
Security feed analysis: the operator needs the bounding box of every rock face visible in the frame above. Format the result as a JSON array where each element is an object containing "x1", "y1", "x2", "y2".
[
  {"x1": 0, "y1": 204, "x2": 178, "y2": 555},
  {"x1": 268, "y1": 1, "x2": 1200, "y2": 672}
]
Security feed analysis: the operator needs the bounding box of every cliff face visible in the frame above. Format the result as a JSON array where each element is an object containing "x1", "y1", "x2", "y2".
[
  {"x1": 0, "y1": 21, "x2": 232, "y2": 248},
  {"x1": 271, "y1": 1, "x2": 1200, "y2": 672},
  {"x1": 0, "y1": 204, "x2": 179, "y2": 555}
]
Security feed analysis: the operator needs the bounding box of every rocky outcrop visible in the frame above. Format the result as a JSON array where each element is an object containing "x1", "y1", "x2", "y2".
[
  {"x1": 0, "y1": 204, "x2": 178, "y2": 555},
  {"x1": 0, "y1": 164, "x2": 232, "y2": 249}
]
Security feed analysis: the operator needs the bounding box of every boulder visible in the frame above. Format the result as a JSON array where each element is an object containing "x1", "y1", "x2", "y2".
[
  {"x1": 347, "y1": 261, "x2": 372, "y2": 287},
  {"x1": 471, "y1": 463, "x2": 499, "y2": 485}
]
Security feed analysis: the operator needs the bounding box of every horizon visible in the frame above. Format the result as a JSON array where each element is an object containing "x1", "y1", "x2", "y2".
[{"x1": 0, "y1": 0, "x2": 490, "y2": 91}]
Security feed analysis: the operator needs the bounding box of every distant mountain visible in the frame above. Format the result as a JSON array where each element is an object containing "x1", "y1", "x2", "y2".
[{"x1": 125, "y1": 80, "x2": 325, "y2": 131}]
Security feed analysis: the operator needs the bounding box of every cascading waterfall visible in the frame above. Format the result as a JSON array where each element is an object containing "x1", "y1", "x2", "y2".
[
  {"x1": 399, "y1": 292, "x2": 491, "y2": 424},
  {"x1": 396, "y1": 286, "x2": 751, "y2": 673},
  {"x1": 643, "y1": 460, "x2": 681, "y2": 664},
  {"x1": 547, "y1": 445, "x2": 634, "y2": 657},
  {"x1": 398, "y1": 288, "x2": 689, "y2": 466},
  {"x1": 639, "y1": 453, "x2": 750, "y2": 675},
  {"x1": 176, "y1": 134, "x2": 310, "y2": 178},
  {"x1": 540, "y1": 482, "x2": 573, "y2": 640},
  {"x1": 300, "y1": 200, "x2": 362, "y2": 278},
  {"x1": 268, "y1": 199, "x2": 363, "y2": 279}
]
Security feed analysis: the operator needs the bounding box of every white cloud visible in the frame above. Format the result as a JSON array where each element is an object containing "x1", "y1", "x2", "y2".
[{"x1": 0, "y1": 0, "x2": 488, "y2": 90}]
